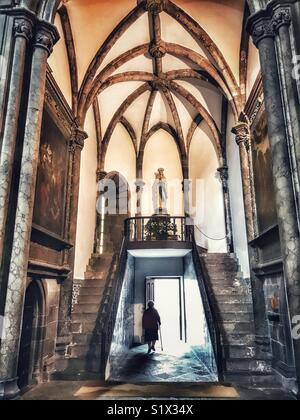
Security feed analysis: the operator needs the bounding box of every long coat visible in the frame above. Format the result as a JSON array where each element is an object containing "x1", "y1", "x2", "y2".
[{"x1": 142, "y1": 308, "x2": 161, "y2": 330}]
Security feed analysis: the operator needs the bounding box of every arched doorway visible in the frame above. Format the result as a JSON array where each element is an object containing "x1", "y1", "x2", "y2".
[
  {"x1": 17, "y1": 281, "x2": 44, "y2": 391},
  {"x1": 97, "y1": 172, "x2": 131, "y2": 254}
]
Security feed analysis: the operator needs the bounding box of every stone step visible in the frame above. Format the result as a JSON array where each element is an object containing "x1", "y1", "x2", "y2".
[
  {"x1": 216, "y1": 303, "x2": 253, "y2": 313},
  {"x1": 222, "y1": 344, "x2": 256, "y2": 359},
  {"x1": 72, "y1": 313, "x2": 98, "y2": 323},
  {"x1": 216, "y1": 312, "x2": 254, "y2": 323},
  {"x1": 85, "y1": 272, "x2": 106, "y2": 280},
  {"x1": 214, "y1": 294, "x2": 252, "y2": 304},
  {"x1": 222, "y1": 321, "x2": 254, "y2": 334},
  {"x1": 221, "y1": 333, "x2": 255, "y2": 346},
  {"x1": 224, "y1": 372, "x2": 278, "y2": 386},
  {"x1": 72, "y1": 304, "x2": 100, "y2": 314},
  {"x1": 72, "y1": 333, "x2": 93, "y2": 345},
  {"x1": 79, "y1": 287, "x2": 106, "y2": 296},
  {"x1": 225, "y1": 359, "x2": 273, "y2": 374},
  {"x1": 210, "y1": 286, "x2": 250, "y2": 295},
  {"x1": 78, "y1": 294, "x2": 103, "y2": 304},
  {"x1": 71, "y1": 322, "x2": 97, "y2": 334}
]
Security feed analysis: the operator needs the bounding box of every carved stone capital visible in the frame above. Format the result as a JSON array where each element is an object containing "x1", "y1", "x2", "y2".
[
  {"x1": 272, "y1": 7, "x2": 291, "y2": 32},
  {"x1": 149, "y1": 40, "x2": 167, "y2": 58},
  {"x1": 96, "y1": 170, "x2": 108, "y2": 182},
  {"x1": 218, "y1": 165, "x2": 229, "y2": 183},
  {"x1": 248, "y1": 16, "x2": 275, "y2": 47},
  {"x1": 34, "y1": 21, "x2": 60, "y2": 56},
  {"x1": 232, "y1": 122, "x2": 250, "y2": 150},
  {"x1": 14, "y1": 17, "x2": 34, "y2": 41},
  {"x1": 144, "y1": 0, "x2": 166, "y2": 14},
  {"x1": 69, "y1": 129, "x2": 88, "y2": 153}
]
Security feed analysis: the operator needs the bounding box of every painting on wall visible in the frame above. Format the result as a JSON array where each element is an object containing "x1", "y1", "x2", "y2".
[
  {"x1": 251, "y1": 107, "x2": 278, "y2": 233},
  {"x1": 33, "y1": 110, "x2": 69, "y2": 237}
]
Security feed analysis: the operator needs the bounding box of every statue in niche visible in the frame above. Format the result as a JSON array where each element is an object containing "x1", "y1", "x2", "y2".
[{"x1": 152, "y1": 168, "x2": 168, "y2": 215}]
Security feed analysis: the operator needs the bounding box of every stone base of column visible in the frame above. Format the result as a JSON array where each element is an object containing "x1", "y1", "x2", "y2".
[{"x1": 0, "y1": 378, "x2": 20, "y2": 400}]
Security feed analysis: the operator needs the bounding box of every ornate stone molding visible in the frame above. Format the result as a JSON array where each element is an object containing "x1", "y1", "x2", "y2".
[
  {"x1": 143, "y1": 0, "x2": 166, "y2": 14},
  {"x1": 250, "y1": 17, "x2": 275, "y2": 46},
  {"x1": 218, "y1": 166, "x2": 229, "y2": 191},
  {"x1": 149, "y1": 40, "x2": 166, "y2": 58},
  {"x1": 96, "y1": 170, "x2": 108, "y2": 183},
  {"x1": 69, "y1": 128, "x2": 88, "y2": 153},
  {"x1": 14, "y1": 17, "x2": 34, "y2": 41},
  {"x1": 34, "y1": 21, "x2": 60, "y2": 56},
  {"x1": 150, "y1": 78, "x2": 171, "y2": 93},
  {"x1": 272, "y1": 7, "x2": 292, "y2": 32},
  {"x1": 232, "y1": 122, "x2": 251, "y2": 150}
]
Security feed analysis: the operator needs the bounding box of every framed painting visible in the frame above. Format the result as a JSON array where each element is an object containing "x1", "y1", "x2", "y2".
[
  {"x1": 33, "y1": 109, "x2": 69, "y2": 238},
  {"x1": 251, "y1": 106, "x2": 278, "y2": 233}
]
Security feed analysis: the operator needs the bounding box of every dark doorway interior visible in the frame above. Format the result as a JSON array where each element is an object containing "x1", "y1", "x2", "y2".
[{"x1": 17, "y1": 281, "x2": 44, "y2": 390}]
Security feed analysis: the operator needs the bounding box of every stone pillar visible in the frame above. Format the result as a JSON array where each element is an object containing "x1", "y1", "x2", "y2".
[
  {"x1": 232, "y1": 119, "x2": 270, "y2": 353},
  {"x1": 232, "y1": 122, "x2": 255, "y2": 240},
  {"x1": 273, "y1": 5, "x2": 300, "y2": 226},
  {"x1": 248, "y1": 9, "x2": 300, "y2": 392},
  {"x1": 0, "y1": 21, "x2": 59, "y2": 400},
  {"x1": 0, "y1": 14, "x2": 34, "y2": 291},
  {"x1": 57, "y1": 128, "x2": 87, "y2": 352},
  {"x1": 217, "y1": 166, "x2": 234, "y2": 253}
]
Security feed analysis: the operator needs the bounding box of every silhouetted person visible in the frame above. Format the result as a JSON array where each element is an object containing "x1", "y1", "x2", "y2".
[{"x1": 142, "y1": 301, "x2": 161, "y2": 354}]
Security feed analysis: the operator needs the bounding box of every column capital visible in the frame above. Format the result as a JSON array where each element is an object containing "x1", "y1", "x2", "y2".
[
  {"x1": 272, "y1": 6, "x2": 292, "y2": 32},
  {"x1": 248, "y1": 14, "x2": 275, "y2": 47},
  {"x1": 69, "y1": 128, "x2": 88, "y2": 153},
  {"x1": 232, "y1": 122, "x2": 250, "y2": 149},
  {"x1": 96, "y1": 170, "x2": 108, "y2": 182},
  {"x1": 13, "y1": 16, "x2": 34, "y2": 42},
  {"x1": 34, "y1": 21, "x2": 60, "y2": 56}
]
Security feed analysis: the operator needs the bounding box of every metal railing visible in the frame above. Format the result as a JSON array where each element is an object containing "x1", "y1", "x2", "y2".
[{"x1": 124, "y1": 216, "x2": 192, "y2": 242}]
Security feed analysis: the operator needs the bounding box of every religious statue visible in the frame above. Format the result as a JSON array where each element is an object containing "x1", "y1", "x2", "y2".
[{"x1": 152, "y1": 168, "x2": 168, "y2": 215}]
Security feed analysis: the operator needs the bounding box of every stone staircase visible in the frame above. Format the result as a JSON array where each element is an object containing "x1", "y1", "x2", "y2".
[
  {"x1": 201, "y1": 253, "x2": 275, "y2": 386},
  {"x1": 60, "y1": 253, "x2": 117, "y2": 378}
]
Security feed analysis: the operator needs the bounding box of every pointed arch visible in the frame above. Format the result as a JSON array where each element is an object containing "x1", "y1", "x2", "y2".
[
  {"x1": 138, "y1": 122, "x2": 188, "y2": 179},
  {"x1": 100, "y1": 83, "x2": 151, "y2": 169},
  {"x1": 119, "y1": 116, "x2": 138, "y2": 156},
  {"x1": 78, "y1": 2, "x2": 147, "y2": 117}
]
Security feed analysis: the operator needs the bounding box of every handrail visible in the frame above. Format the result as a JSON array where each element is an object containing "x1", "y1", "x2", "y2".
[
  {"x1": 99, "y1": 237, "x2": 128, "y2": 377},
  {"x1": 125, "y1": 216, "x2": 192, "y2": 242},
  {"x1": 190, "y1": 231, "x2": 224, "y2": 381}
]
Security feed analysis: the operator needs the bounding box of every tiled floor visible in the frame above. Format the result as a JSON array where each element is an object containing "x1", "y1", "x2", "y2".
[
  {"x1": 108, "y1": 344, "x2": 218, "y2": 383},
  {"x1": 22, "y1": 381, "x2": 296, "y2": 400}
]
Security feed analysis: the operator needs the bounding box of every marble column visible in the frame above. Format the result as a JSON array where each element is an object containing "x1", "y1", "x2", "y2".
[
  {"x1": 217, "y1": 166, "x2": 234, "y2": 253},
  {"x1": 0, "y1": 21, "x2": 59, "y2": 400},
  {"x1": 232, "y1": 120, "x2": 270, "y2": 353},
  {"x1": 248, "y1": 10, "x2": 300, "y2": 392},
  {"x1": 232, "y1": 122, "x2": 254, "y2": 241},
  {"x1": 0, "y1": 14, "x2": 34, "y2": 292}
]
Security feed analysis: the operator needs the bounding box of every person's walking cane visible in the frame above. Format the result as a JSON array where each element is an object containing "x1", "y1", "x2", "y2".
[{"x1": 159, "y1": 327, "x2": 164, "y2": 352}]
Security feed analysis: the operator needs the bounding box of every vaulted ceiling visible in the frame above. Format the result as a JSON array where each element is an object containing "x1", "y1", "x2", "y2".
[{"x1": 49, "y1": 0, "x2": 260, "y2": 174}]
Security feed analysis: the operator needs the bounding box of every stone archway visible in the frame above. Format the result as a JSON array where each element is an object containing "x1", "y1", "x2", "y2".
[{"x1": 17, "y1": 280, "x2": 45, "y2": 391}]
